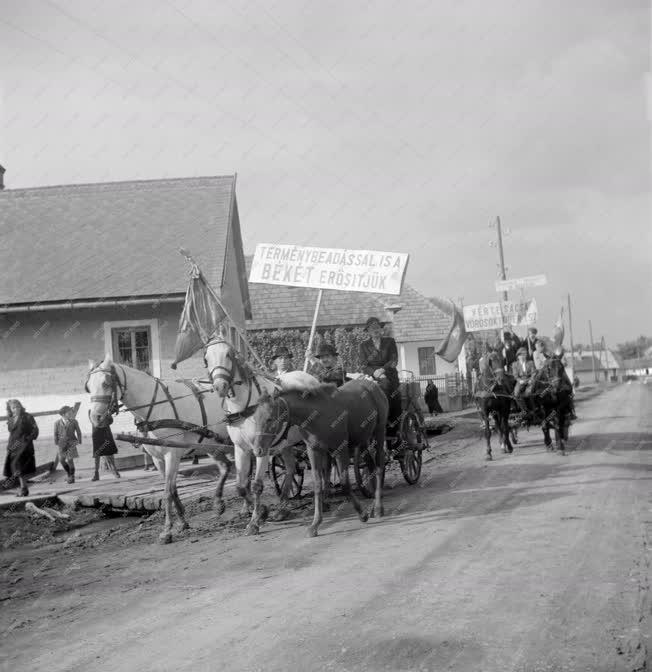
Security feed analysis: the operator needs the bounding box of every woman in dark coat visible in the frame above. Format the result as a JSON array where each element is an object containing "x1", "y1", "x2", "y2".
[
  {"x1": 359, "y1": 317, "x2": 402, "y2": 434},
  {"x1": 3, "y1": 399, "x2": 39, "y2": 497},
  {"x1": 424, "y1": 381, "x2": 443, "y2": 415},
  {"x1": 91, "y1": 415, "x2": 121, "y2": 481}
]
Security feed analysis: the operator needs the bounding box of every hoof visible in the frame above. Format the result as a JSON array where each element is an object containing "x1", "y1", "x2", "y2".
[
  {"x1": 306, "y1": 526, "x2": 318, "y2": 538},
  {"x1": 360, "y1": 512, "x2": 369, "y2": 524},
  {"x1": 214, "y1": 500, "x2": 226, "y2": 516},
  {"x1": 507, "y1": 448, "x2": 513, "y2": 454},
  {"x1": 158, "y1": 533, "x2": 172, "y2": 545},
  {"x1": 244, "y1": 523, "x2": 259, "y2": 536},
  {"x1": 485, "y1": 454, "x2": 493, "y2": 461},
  {"x1": 375, "y1": 505, "x2": 384, "y2": 519}
]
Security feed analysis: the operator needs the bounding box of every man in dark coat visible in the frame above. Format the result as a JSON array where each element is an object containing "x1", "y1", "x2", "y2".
[
  {"x1": 502, "y1": 331, "x2": 521, "y2": 369},
  {"x1": 3, "y1": 399, "x2": 39, "y2": 497},
  {"x1": 309, "y1": 343, "x2": 347, "y2": 387},
  {"x1": 359, "y1": 317, "x2": 402, "y2": 434}
]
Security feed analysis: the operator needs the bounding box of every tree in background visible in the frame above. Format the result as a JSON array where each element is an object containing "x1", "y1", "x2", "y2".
[{"x1": 616, "y1": 335, "x2": 652, "y2": 360}]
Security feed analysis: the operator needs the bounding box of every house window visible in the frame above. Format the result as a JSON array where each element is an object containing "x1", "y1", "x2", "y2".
[
  {"x1": 112, "y1": 326, "x2": 152, "y2": 374},
  {"x1": 418, "y1": 346, "x2": 436, "y2": 376}
]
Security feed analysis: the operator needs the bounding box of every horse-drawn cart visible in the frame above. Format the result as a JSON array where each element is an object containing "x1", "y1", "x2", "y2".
[{"x1": 270, "y1": 378, "x2": 429, "y2": 499}]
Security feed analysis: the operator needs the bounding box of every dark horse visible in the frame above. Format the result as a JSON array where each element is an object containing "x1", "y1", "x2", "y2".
[
  {"x1": 474, "y1": 359, "x2": 514, "y2": 461},
  {"x1": 529, "y1": 357, "x2": 573, "y2": 456},
  {"x1": 251, "y1": 374, "x2": 388, "y2": 538}
]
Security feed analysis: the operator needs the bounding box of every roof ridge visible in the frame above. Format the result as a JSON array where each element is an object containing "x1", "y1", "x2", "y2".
[{"x1": 0, "y1": 174, "x2": 235, "y2": 194}]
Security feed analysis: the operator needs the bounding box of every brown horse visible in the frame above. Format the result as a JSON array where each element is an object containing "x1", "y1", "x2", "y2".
[
  {"x1": 474, "y1": 358, "x2": 515, "y2": 461},
  {"x1": 250, "y1": 374, "x2": 388, "y2": 537},
  {"x1": 529, "y1": 357, "x2": 573, "y2": 456}
]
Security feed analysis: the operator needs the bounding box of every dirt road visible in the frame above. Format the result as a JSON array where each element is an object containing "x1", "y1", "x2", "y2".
[{"x1": 2, "y1": 382, "x2": 651, "y2": 672}]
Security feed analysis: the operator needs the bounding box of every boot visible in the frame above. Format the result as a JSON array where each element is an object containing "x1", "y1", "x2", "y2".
[{"x1": 91, "y1": 471, "x2": 99, "y2": 481}]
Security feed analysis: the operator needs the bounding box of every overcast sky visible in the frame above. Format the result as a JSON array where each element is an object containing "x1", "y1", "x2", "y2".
[{"x1": 1, "y1": 0, "x2": 650, "y2": 346}]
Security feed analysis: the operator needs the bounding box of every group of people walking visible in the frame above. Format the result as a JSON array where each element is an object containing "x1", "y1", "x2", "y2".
[{"x1": 3, "y1": 401, "x2": 121, "y2": 497}]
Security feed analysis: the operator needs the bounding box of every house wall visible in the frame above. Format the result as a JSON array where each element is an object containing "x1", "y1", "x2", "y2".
[
  {"x1": 399, "y1": 340, "x2": 458, "y2": 378},
  {"x1": 0, "y1": 304, "x2": 209, "y2": 451}
]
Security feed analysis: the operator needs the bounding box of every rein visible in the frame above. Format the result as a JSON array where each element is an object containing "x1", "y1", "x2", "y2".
[
  {"x1": 203, "y1": 338, "x2": 270, "y2": 425},
  {"x1": 86, "y1": 364, "x2": 222, "y2": 440}
]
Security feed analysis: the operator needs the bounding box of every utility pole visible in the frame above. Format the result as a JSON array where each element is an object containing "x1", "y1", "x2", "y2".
[
  {"x1": 496, "y1": 216, "x2": 508, "y2": 302},
  {"x1": 589, "y1": 320, "x2": 597, "y2": 383},
  {"x1": 567, "y1": 293, "x2": 575, "y2": 358}
]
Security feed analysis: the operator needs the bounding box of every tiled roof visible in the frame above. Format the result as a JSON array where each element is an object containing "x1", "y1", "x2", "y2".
[
  {"x1": 245, "y1": 257, "x2": 451, "y2": 342},
  {"x1": 0, "y1": 176, "x2": 239, "y2": 304},
  {"x1": 572, "y1": 356, "x2": 602, "y2": 373}
]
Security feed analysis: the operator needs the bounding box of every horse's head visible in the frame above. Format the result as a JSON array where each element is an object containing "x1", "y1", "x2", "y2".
[
  {"x1": 203, "y1": 335, "x2": 239, "y2": 397},
  {"x1": 251, "y1": 389, "x2": 287, "y2": 457},
  {"x1": 85, "y1": 354, "x2": 123, "y2": 427}
]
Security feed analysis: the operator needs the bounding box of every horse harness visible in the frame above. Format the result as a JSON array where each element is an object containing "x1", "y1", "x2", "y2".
[
  {"x1": 203, "y1": 339, "x2": 289, "y2": 448},
  {"x1": 86, "y1": 363, "x2": 223, "y2": 442}
]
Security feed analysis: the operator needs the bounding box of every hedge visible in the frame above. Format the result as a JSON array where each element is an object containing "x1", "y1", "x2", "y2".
[{"x1": 246, "y1": 327, "x2": 370, "y2": 372}]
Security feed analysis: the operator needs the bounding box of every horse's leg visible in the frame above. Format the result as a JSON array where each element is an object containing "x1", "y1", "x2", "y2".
[
  {"x1": 245, "y1": 454, "x2": 270, "y2": 536},
  {"x1": 234, "y1": 445, "x2": 254, "y2": 518},
  {"x1": 484, "y1": 410, "x2": 493, "y2": 461},
  {"x1": 159, "y1": 450, "x2": 183, "y2": 544},
  {"x1": 208, "y1": 450, "x2": 231, "y2": 516},
  {"x1": 336, "y1": 450, "x2": 369, "y2": 524},
  {"x1": 306, "y1": 444, "x2": 324, "y2": 538},
  {"x1": 541, "y1": 409, "x2": 553, "y2": 450},
  {"x1": 504, "y1": 410, "x2": 513, "y2": 453}
]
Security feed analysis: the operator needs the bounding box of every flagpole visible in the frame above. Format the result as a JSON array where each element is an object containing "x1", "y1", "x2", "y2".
[
  {"x1": 178, "y1": 248, "x2": 268, "y2": 372},
  {"x1": 303, "y1": 290, "x2": 323, "y2": 372}
]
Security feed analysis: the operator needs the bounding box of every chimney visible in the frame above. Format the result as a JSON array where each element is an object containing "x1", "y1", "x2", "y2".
[{"x1": 0, "y1": 165, "x2": 5, "y2": 190}]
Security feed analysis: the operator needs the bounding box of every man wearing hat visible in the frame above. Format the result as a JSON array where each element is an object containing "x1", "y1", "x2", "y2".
[
  {"x1": 270, "y1": 346, "x2": 294, "y2": 378},
  {"x1": 359, "y1": 317, "x2": 401, "y2": 434},
  {"x1": 525, "y1": 327, "x2": 539, "y2": 360},
  {"x1": 511, "y1": 347, "x2": 536, "y2": 417},
  {"x1": 308, "y1": 343, "x2": 347, "y2": 387},
  {"x1": 502, "y1": 330, "x2": 521, "y2": 369}
]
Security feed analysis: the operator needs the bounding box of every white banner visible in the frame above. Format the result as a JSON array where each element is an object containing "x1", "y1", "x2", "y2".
[
  {"x1": 463, "y1": 299, "x2": 538, "y2": 332},
  {"x1": 248, "y1": 244, "x2": 409, "y2": 295},
  {"x1": 495, "y1": 274, "x2": 547, "y2": 292}
]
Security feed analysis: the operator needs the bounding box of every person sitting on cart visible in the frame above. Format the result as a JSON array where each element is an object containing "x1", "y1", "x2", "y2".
[
  {"x1": 270, "y1": 346, "x2": 294, "y2": 379},
  {"x1": 511, "y1": 347, "x2": 536, "y2": 419},
  {"x1": 307, "y1": 343, "x2": 348, "y2": 387},
  {"x1": 533, "y1": 339, "x2": 549, "y2": 371},
  {"x1": 359, "y1": 316, "x2": 402, "y2": 435}
]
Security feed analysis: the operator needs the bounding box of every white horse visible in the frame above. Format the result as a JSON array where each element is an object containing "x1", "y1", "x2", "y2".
[
  {"x1": 203, "y1": 337, "x2": 317, "y2": 535},
  {"x1": 86, "y1": 354, "x2": 233, "y2": 544}
]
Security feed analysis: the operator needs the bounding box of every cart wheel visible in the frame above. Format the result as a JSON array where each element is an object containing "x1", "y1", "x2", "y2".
[
  {"x1": 354, "y1": 444, "x2": 384, "y2": 499},
  {"x1": 398, "y1": 411, "x2": 425, "y2": 485},
  {"x1": 271, "y1": 453, "x2": 305, "y2": 499}
]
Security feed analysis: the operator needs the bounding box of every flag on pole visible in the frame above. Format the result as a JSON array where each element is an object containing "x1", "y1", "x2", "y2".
[
  {"x1": 552, "y1": 307, "x2": 564, "y2": 349},
  {"x1": 171, "y1": 265, "x2": 228, "y2": 369},
  {"x1": 435, "y1": 299, "x2": 467, "y2": 363}
]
